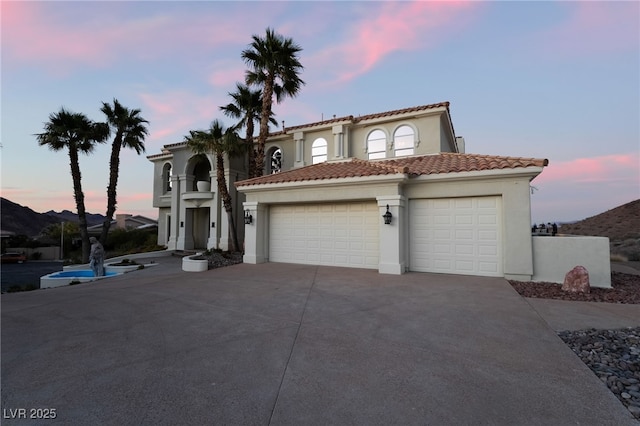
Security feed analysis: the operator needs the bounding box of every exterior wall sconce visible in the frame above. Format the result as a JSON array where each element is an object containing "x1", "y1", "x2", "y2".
[
  {"x1": 244, "y1": 210, "x2": 253, "y2": 225},
  {"x1": 383, "y1": 205, "x2": 393, "y2": 225},
  {"x1": 180, "y1": 221, "x2": 184, "y2": 228}
]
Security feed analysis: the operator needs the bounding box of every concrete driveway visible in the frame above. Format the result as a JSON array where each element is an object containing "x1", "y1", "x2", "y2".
[{"x1": 1, "y1": 257, "x2": 638, "y2": 425}]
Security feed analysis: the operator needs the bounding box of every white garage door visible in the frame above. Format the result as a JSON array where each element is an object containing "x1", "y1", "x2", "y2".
[
  {"x1": 409, "y1": 196, "x2": 503, "y2": 276},
  {"x1": 269, "y1": 202, "x2": 379, "y2": 269}
]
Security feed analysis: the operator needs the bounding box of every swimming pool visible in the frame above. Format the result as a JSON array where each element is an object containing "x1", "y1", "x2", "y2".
[
  {"x1": 40, "y1": 270, "x2": 121, "y2": 289},
  {"x1": 48, "y1": 270, "x2": 119, "y2": 278}
]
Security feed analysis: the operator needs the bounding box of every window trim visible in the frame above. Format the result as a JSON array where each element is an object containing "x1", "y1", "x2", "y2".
[
  {"x1": 365, "y1": 128, "x2": 389, "y2": 160},
  {"x1": 392, "y1": 123, "x2": 418, "y2": 157},
  {"x1": 162, "y1": 162, "x2": 173, "y2": 194},
  {"x1": 267, "y1": 146, "x2": 283, "y2": 174},
  {"x1": 311, "y1": 138, "x2": 328, "y2": 164}
]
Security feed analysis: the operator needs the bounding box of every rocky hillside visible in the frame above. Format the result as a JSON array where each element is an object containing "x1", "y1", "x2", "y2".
[
  {"x1": 1, "y1": 198, "x2": 105, "y2": 237},
  {"x1": 559, "y1": 199, "x2": 640, "y2": 240},
  {"x1": 559, "y1": 199, "x2": 640, "y2": 260}
]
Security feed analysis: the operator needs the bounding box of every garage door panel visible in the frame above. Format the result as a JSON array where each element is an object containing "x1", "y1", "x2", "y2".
[
  {"x1": 410, "y1": 197, "x2": 503, "y2": 277},
  {"x1": 455, "y1": 215, "x2": 473, "y2": 225},
  {"x1": 478, "y1": 214, "x2": 497, "y2": 225},
  {"x1": 479, "y1": 245, "x2": 498, "y2": 256},
  {"x1": 478, "y1": 230, "x2": 497, "y2": 240},
  {"x1": 434, "y1": 215, "x2": 451, "y2": 225},
  {"x1": 455, "y1": 244, "x2": 474, "y2": 255},
  {"x1": 479, "y1": 262, "x2": 499, "y2": 273},
  {"x1": 270, "y1": 202, "x2": 379, "y2": 269},
  {"x1": 455, "y1": 260, "x2": 474, "y2": 272}
]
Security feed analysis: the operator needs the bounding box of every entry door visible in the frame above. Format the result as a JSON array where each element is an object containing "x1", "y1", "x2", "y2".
[
  {"x1": 269, "y1": 202, "x2": 379, "y2": 269},
  {"x1": 409, "y1": 197, "x2": 502, "y2": 276}
]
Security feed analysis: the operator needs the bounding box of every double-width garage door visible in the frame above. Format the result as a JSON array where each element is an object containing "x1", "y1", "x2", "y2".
[
  {"x1": 410, "y1": 196, "x2": 503, "y2": 277},
  {"x1": 269, "y1": 202, "x2": 379, "y2": 269}
]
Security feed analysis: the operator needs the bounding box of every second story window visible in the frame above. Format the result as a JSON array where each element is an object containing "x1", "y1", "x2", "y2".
[
  {"x1": 367, "y1": 129, "x2": 386, "y2": 160},
  {"x1": 394, "y1": 125, "x2": 415, "y2": 157},
  {"x1": 163, "y1": 163, "x2": 172, "y2": 193},
  {"x1": 312, "y1": 138, "x2": 328, "y2": 164},
  {"x1": 269, "y1": 147, "x2": 282, "y2": 174}
]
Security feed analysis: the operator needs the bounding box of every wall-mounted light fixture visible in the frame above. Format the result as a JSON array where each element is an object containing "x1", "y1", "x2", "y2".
[
  {"x1": 211, "y1": 222, "x2": 215, "y2": 228},
  {"x1": 180, "y1": 221, "x2": 184, "y2": 228},
  {"x1": 244, "y1": 210, "x2": 253, "y2": 225},
  {"x1": 383, "y1": 204, "x2": 392, "y2": 225}
]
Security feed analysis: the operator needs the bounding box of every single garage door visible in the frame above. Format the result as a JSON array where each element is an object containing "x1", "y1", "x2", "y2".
[
  {"x1": 409, "y1": 196, "x2": 503, "y2": 276},
  {"x1": 269, "y1": 202, "x2": 379, "y2": 269}
]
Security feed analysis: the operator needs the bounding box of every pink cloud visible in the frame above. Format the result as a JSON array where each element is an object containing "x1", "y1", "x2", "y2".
[
  {"x1": 139, "y1": 91, "x2": 226, "y2": 147},
  {"x1": 208, "y1": 63, "x2": 246, "y2": 89},
  {"x1": 1, "y1": 2, "x2": 252, "y2": 75},
  {"x1": 535, "y1": 153, "x2": 640, "y2": 186},
  {"x1": 308, "y1": 0, "x2": 481, "y2": 85},
  {"x1": 531, "y1": 153, "x2": 639, "y2": 223},
  {"x1": 533, "y1": 2, "x2": 639, "y2": 57}
]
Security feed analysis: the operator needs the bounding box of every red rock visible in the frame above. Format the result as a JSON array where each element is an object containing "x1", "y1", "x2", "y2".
[{"x1": 562, "y1": 266, "x2": 591, "y2": 293}]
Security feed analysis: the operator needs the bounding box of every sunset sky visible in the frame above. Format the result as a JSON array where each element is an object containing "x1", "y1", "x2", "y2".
[{"x1": 2, "y1": 1, "x2": 638, "y2": 225}]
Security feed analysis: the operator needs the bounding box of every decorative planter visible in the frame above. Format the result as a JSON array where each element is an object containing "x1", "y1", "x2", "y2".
[
  {"x1": 182, "y1": 253, "x2": 209, "y2": 272},
  {"x1": 197, "y1": 180, "x2": 211, "y2": 192}
]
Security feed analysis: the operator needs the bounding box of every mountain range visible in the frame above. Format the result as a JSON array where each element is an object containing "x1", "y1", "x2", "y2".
[{"x1": 1, "y1": 197, "x2": 105, "y2": 237}]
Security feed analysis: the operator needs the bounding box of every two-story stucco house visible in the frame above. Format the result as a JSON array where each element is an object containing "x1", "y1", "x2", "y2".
[{"x1": 148, "y1": 101, "x2": 549, "y2": 281}]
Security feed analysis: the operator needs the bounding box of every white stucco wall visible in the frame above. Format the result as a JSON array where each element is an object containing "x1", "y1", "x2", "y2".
[
  {"x1": 404, "y1": 170, "x2": 540, "y2": 280},
  {"x1": 239, "y1": 167, "x2": 544, "y2": 278},
  {"x1": 532, "y1": 235, "x2": 611, "y2": 288},
  {"x1": 266, "y1": 109, "x2": 455, "y2": 169}
]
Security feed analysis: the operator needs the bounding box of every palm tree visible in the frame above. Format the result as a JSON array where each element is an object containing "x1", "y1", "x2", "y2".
[
  {"x1": 220, "y1": 82, "x2": 278, "y2": 178},
  {"x1": 99, "y1": 99, "x2": 149, "y2": 245},
  {"x1": 36, "y1": 108, "x2": 109, "y2": 262},
  {"x1": 185, "y1": 120, "x2": 244, "y2": 252},
  {"x1": 242, "y1": 27, "x2": 305, "y2": 176}
]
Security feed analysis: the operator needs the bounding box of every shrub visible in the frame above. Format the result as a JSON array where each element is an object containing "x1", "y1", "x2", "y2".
[
  {"x1": 30, "y1": 251, "x2": 42, "y2": 260},
  {"x1": 610, "y1": 253, "x2": 628, "y2": 262}
]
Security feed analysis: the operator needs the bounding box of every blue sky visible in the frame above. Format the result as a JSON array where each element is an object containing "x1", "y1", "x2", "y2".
[{"x1": 2, "y1": 0, "x2": 638, "y2": 224}]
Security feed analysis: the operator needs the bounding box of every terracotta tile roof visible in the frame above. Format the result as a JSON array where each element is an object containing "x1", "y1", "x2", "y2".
[
  {"x1": 236, "y1": 153, "x2": 548, "y2": 187},
  {"x1": 272, "y1": 102, "x2": 450, "y2": 136}
]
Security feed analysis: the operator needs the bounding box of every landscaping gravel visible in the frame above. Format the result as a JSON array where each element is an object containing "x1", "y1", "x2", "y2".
[
  {"x1": 509, "y1": 272, "x2": 640, "y2": 304},
  {"x1": 510, "y1": 272, "x2": 640, "y2": 421},
  {"x1": 204, "y1": 251, "x2": 243, "y2": 269},
  {"x1": 559, "y1": 327, "x2": 640, "y2": 421}
]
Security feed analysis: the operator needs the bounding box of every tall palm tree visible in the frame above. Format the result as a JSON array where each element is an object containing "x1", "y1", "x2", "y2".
[
  {"x1": 220, "y1": 82, "x2": 278, "y2": 178},
  {"x1": 36, "y1": 108, "x2": 109, "y2": 262},
  {"x1": 99, "y1": 99, "x2": 149, "y2": 245},
  {"x1": 185, "y1": 120, "x2": 244, "y2": 252},
  {"x1": 242, "y1": 27, "x2": 305, "y2": 176}
]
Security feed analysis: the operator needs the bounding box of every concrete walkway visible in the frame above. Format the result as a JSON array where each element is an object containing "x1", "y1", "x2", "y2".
[{"x1": 1, "y1": 257, "x2": 638, "y2": 425}]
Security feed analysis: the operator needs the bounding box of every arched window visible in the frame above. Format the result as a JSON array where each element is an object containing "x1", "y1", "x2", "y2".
[
  {"x1": 269, "y1": 147, "x2": 282, "y2": 174},
  {"x1": 367, "y1": 129, "x2": 387, "y2": 159},
  {"x1": 394, "y1": 125, "x2": 415, "y2": 157},
  {"x1": 162, "y1": 163, "x2": 172, "y2": 193},
  {"x1": 311, "y1": 138, "x2": 328, "y2": 164}
]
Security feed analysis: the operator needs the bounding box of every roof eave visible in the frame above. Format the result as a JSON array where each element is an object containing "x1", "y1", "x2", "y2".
[
  {"x1": 409, "y1": 166, "x2": 546, "y2": 183},
  {"x1": 237, "y1": 173, "x2": 408, "y2": 193}
]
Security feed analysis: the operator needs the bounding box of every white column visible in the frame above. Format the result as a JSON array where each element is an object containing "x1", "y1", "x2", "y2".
[
  {"x1": 167, "y1": 174, "x2": 181, "y2": 250},
  {"x1": 333, "y1": 125, "x2": 345, "y2": 159},
  {"x1": 242, "y1": 201, "x2": 267, "y2": 264},
  {"x1": 177, "y1": 174, "x2": 195, "y2": 250},
  {"x1": 377, "y1": 195, "x2": 406, "y2": 275},
  {"x1": 294, "y1": 131, "x2": 305, "y2": 168}
]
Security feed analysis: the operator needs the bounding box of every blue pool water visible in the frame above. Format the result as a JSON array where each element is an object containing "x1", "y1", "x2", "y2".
[{"x1": 49, "y1": 270, "x2": 118, "y2": 278}]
